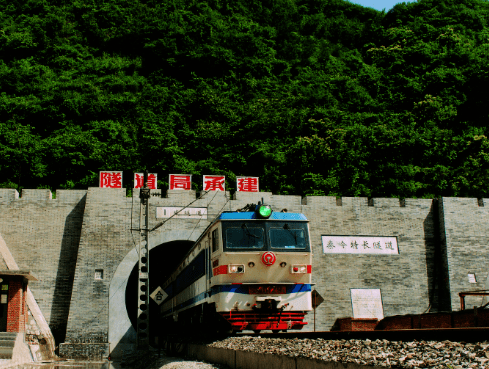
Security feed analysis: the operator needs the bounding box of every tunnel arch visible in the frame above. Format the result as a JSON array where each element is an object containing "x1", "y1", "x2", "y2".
[
  {"x1": 125, "y1": 240, "x2": 195, "y2": 343},
  {"x1": 109, "y1": 230, "x2": 199, "y2": 357}
]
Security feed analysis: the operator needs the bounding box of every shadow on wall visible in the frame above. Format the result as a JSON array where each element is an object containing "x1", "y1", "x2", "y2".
[
  {"x1": 49, "y1": 196, "x2": 87, "y2": 344},
  {"x1": 423, "y1": 198, "x2": 451, "y2": 313}
]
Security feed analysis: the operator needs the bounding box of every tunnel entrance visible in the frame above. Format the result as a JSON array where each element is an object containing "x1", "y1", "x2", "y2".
[{"x1": 125, "y1": 240, "x2": 194, "y2": 345}]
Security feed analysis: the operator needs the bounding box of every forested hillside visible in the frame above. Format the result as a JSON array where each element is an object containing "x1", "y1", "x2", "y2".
[{"x1": 1, "y1": 0, "x2": 488, "y2": 198}]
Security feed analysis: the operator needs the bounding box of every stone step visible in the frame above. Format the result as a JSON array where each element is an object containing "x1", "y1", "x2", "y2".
[
  {"x1": 0, "y1": 346, "x2": 13, "y2": 359},
  {"x1": 0, "y1": 339, "x2": 15, "y2": 348},
  {"x1": 0, "y1": 332, "x2": 17, "y2": 340}
]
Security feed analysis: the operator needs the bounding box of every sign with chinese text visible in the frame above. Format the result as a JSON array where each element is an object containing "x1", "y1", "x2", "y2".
[
  {"x1": 169, "y1": 174, "x2": 192, "y2": 190},
  {"x1": 150, "y1": 286, "x2": 168, "y2": 305},
  {"x1": 156, "y1": 207, "x2": 207, "y2": 219},
  {"x1": 134, "y1": 173, "x2": 157, "y2": 189},
  {"x1": 203, "y1": 175, "x2": 225, "y2": 191},
  {"x1": 236, "y1": 177, "x2": 259, "y2": 192},
  {"x1": 99, "y1": 171, "x2": 123, "y2": 188},
  {"x1": 351, "y1": 289, "x2": 384, "y2": 320},
  {"x1": 322, "y1": 236, "x2": 398, "y2": 255}
]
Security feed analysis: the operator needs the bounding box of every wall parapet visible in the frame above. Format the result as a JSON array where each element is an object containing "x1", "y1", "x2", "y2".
[{"x1": 0, "y1": 189, "x2": 19, "y2": 203}]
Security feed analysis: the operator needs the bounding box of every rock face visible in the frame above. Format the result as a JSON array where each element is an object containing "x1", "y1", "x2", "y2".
[{"x1": 209, "y1": 337, "x2": 489, "y2": 368}]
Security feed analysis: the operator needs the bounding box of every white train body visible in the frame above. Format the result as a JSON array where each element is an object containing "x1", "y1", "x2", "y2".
[{"x1": 160, "y1": 207, "x2": 312, "y2": 332}]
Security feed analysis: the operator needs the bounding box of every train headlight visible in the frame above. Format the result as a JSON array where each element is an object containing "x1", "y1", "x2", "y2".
[
  {"x1": 256, "y1": 204, "x2": 272, "y2": 219},
  {"x1": 228, "y1": 264, "x2": 245, "y2": 273}
]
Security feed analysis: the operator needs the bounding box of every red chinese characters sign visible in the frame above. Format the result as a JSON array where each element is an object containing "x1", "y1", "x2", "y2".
[
  {"x1": 236, "y1": 177, "x2": 259, "y2": 192},
  {"x1": 203, "y1": 175, "x2": 225, "y2": 191},
  {"x1": 134, "y1": 173, "x2": 158, "y2": 189},
  {"x1": 169, "y1": 174, "x2": 192, "y2": 190},
  {"x1": 100, "y1": 171, "x2": 123, "y2": 188}
]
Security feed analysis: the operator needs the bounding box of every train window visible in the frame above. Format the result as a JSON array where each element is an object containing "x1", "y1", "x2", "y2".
[
  {"x1": 212, "y1": 229, "x2": 219, "y2": 252},
  {"x1": 270, "y1": 224, "x2": 307, "y2": 250},
  {"x1": 225, "y1": 225, "x2": 264, "y2": 249}
]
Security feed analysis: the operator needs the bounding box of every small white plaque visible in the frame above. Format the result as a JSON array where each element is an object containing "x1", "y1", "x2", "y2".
[
  {"x1": 468, "y1": 273, "x2": 477, "y2": 283},
  {"x1": 322, "y1": 236, "x2": 399, "y2": 254},
  {"x1": 351, "y1": 289, "x2": 384, "y2": 320},
  {"x1": 150, "y1": 286, "x2": 168, "y2": 305},
  {"x1": 139, "y1": 272, "x2": 148, "y2": 279},
  {"x1": 1, "y1": 295, "x2": 7, "y2": 304},
  {"x1": 156, "y1": 207, "x2": 207, "y2": 219}
]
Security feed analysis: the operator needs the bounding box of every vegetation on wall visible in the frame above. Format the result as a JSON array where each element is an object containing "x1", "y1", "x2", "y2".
[{"x1": 1, "y1": 0, "x2": 488, "y2": 198}]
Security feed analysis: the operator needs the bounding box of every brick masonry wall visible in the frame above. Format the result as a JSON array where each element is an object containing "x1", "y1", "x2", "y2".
[
  {"x1": 439, "y1": 197, "x2": 489, "y2": 311},
  {"x1": 6, "y1": 278, "x2": 24, "y2": 332},
  {"x1": 300, "y1": 196, "x2": 440, "y2": 331},
  {"x1": 2, "y1": 186, "x2": 489, "y2": 357},
  {"x1": 64, "y1": 188, "x2": 231, "y2": 346},
  {"x1": 0, "y1": 188, "x2": 86, "y2": 343}
]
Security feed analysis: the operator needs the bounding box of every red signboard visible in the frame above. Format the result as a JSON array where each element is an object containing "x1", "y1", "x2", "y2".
[
  {"x1": 203, "y1": 175, "x2": 225, "y2": 191},
  {"x1": 237, "y1": 177, "x2": 259, "y2": 192},
  {"x1": 99, "y1": 171, "x2": 123, "y2": 188},
  {"x1": 134, "y1": 173, "x2": 157, "y2": 189},
  {"x1": 169, "y1": 174, "x2": 192, "y2": 190}
]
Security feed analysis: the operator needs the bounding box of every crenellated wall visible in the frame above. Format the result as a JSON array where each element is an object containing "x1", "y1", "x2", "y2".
[{"x1": 0, "y1": 188, "x2": 487, "y2": 358}]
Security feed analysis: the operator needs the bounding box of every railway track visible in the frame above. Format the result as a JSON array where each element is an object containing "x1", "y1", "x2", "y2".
[{"x1": 162, "y1": 327, "x2": 489, "y2": 346}]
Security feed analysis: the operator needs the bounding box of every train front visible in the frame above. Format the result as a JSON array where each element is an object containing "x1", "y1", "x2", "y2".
[{"x1": 210, "y1": 205, "x2": 312, "y2": 333}]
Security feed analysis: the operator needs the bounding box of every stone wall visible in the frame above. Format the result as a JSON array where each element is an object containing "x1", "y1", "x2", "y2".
[
  {"x1": 1, "y1": 187, "x2": 488, "y2": 358},
  {"x1": 300, "y1": 196, "x2": 447, "y2": 331},
  {"x1": 439, "y1": 197, "x2": 489, "y2": 311},
  {"x1": 0, "y1": 189, "x2": 86, "y2": 344}
]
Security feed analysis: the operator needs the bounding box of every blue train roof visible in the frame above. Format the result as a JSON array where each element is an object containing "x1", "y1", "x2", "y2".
[{"x1": 219, "y1": 212, "x2": 307, "y2": 221}]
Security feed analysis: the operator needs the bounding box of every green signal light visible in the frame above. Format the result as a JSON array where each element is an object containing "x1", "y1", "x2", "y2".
[{"x1": 257, "y1": 205, "x2": 273, "y2": 218}]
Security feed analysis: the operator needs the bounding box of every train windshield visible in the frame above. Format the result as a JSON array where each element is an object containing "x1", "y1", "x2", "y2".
[
  {"x1": 225, "y1": 225, "x2": 264, "y2": 249},
  {"x1": 222, "y1": 221, "x2": 310, "y2": 252},
  {"x1": 269, "y1": 225, "x2": 307, "y2": 250}
]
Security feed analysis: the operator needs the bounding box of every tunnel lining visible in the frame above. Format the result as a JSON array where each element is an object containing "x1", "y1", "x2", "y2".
[{"x1": 108, "y1": 230, "x2": 199, "y2": 358}]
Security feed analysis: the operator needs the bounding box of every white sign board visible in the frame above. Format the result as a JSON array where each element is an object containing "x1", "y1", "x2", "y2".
[
  {"x1": 150, "y1": 286, "x2": 168, "y2": 305},
  {"x1": 156, "y1": 207, "x2": 207, "y2": 219},
  {"x1": 322, "y1": 236, "x2": 399, "y2": 255},
  {"x1": 351, "y1": 289, "x2": 384, "y2": 320},
  {"x1": 468, "y1": 273, "x2": 477, "y2": 283}
]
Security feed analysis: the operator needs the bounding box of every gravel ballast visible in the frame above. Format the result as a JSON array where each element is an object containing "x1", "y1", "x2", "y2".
[{"x1": 208, "y1": 336, "x2": 489, "y2": 368}]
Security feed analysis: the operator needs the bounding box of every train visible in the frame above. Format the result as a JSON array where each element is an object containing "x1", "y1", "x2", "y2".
[{"x1": 159, "y1": 202, "x2": 313, "y2": 334}]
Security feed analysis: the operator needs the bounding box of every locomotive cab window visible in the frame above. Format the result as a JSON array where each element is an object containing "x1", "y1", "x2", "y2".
[
  {"x1": 221, "y1": 220, "x2": 309, "y2": 252},
  {"x1": 225, "y1": 223, "x2": 264, "y2": 249},
  {"x1": 269, "y1": 222, "x2": 309, "y2": 251},
  {"x1": 212, "y1": 229, "x2": 219, "y2": 253}
]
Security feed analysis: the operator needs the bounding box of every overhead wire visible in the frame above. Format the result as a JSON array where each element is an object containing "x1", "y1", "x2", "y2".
[{"x1": 187, "y1": 189, "x2": 219, "y2": 241}]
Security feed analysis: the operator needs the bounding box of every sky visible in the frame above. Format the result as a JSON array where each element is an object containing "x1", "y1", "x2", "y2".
[{"x1": 349, "y1": 0, "x2": 418, "y2": 11}]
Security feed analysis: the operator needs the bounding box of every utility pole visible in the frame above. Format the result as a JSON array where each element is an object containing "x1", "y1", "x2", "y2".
[{"x1": 137, "y1": 170, "x2": 151, "y2": 349}]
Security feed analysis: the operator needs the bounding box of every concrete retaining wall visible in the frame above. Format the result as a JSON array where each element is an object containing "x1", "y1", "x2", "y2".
[{"x1": 186, "y1": 344, "x2": 380, "y2": 369}]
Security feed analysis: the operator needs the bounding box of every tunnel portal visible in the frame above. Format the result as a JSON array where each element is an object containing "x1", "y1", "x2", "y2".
[{"x1": 125, "y1": 240, "x2": 195, "y2": 344}]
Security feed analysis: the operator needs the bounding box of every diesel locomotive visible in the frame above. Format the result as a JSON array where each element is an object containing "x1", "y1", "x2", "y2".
[{"x1": 160, "y1": 203, "x2": 312, "y2": 333}]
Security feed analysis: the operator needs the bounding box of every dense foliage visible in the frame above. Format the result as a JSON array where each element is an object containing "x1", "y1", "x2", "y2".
[{"x1": 1, "y1": 0, "x2": 488, "y2": 198}]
